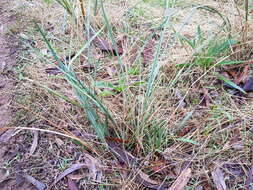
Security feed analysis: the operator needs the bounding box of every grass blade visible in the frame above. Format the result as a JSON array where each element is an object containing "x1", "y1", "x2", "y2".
[
  {"x1": 245, "y1": 0, "x2": 249, "y2": 21},
  {"x1": 218, "y1": 74, "x2": 247, "y2": 94},
  {"x1": 99, "y1": 0, "x2": 122, "y2": 68},
  {"x1": 35, "y1": 22, "x2": 116, "y2": 141},
  {"x1": 145, "y1": 0, "x2": 170, "y2": 99}
]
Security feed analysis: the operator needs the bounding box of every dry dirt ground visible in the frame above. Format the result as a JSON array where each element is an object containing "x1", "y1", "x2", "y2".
[
  {"x1": 0, "y1": 1, "x2": 36, "y2": 189},
  {"x1": 0, "y1": 1, "x2": 14, "y2": 132}
]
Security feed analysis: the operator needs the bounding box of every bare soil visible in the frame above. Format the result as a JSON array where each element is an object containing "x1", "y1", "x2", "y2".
[
  {"x1": 0, "y1": 1, "x2": 14, "y2": 131},
  {"x1": 0, "y1": 1, "x2": 35, "y2": 189}
]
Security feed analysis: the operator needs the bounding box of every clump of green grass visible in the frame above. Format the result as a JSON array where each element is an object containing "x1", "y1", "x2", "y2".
[
  {"x1": 178, "y1": 26, "x2": 237, "y2": 68},
  {"x1": 11, "y1": 0, "x2": 253, "y2": 189},
  {"x1": 35, "y1": 22, "x2": 115, "y2": 142}
]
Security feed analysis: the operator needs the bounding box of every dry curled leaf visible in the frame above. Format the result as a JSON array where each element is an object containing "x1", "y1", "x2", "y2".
[
  {"x1": 83, "y1": 153, "x2": 102, "y2": 182},
  {"x1": 67, "y1": 177, "x2": 79, "y2": 190},
  {"x1": 243, "y1": 77, "x2": 253, "y2": 92},
  {"x1": 45, "y1": 67, "x2": 62, "y2": 75},
  {"x1": 91, "y1": 30, "x2": 123, "y2": 55},
  {"x1": 107, "y1": 142, "x2": 169, "y2": 189},
  {"x1": 29, "y1": 130, "x2": 39, "y2": 156},
  {"x1": 175, "y1": 89, "x2": 187, "y2": 108},
  {"x1": 49, "y1": 154, "x2": 102, "y2": 189},
  {"x1": 168, "y1": 168, "x2": 191, "y2": 190},
  {"x1": 136, "y1": 170, "x2": 167, "y2": 190},
  {"x1": 235, "y1": 66, "x2": 249, "y2": 84},
  {"x1": 107, "y1": 141, "x2": 138, "y2": 166},
  {"x1": 23, "y1": 174, "x2": 46, "y2": 190},
  {"x1": 48, "y1": 163, "x2": 86, "y2": 189},
  {"x1": 211, "y1": 168, "x2": 227, "y2": 190},
  {"x1": 200, "y1": 89, "x2": 211, "y2": 107},
  {"x1": 0, "y1": 168, "x2": 9, "y2": 184},
  {"x1": 0, "y1": 129, "x2": 14, "y2": 143}
]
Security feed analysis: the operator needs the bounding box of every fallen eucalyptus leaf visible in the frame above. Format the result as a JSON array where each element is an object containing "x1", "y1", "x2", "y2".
[
  {"x1": 45, "y1": 67, "x2": 62, "y2": 75},
  {"x1": 67, "y1": 177, "x2": 79, "y2": 190},
  {"x1": 23, "y1": 174, "x2": 46, "y2": 190},
  {"x1": 29, "y1": 130, "x2": 39, "y2": 156},
  {"x1": 243, "y1": 77, "x2": 253, "y2": 92},
  {"x1": 168, "y1": 168, "x2": 191, "y2": 190},
  {"x1": 48, "y1": 163, "x2": 86, "y2": 189},
  {"x1": 211, "y1": 168, "x2": 227, "y2": 190}
]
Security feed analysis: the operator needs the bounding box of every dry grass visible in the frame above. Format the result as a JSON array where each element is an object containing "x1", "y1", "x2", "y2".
[{"x1": 3, "y1": 0, "x2": 253, "y2": 189}]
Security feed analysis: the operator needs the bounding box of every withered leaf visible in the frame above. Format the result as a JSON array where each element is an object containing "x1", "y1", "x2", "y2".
[
  {"x1": 0, "y1": 129, "x2": 14, "y2": 143},
  {"x1": 168, "y1": 168, "x2": 191, "y2": 190},
  {"x1": 200, "y1": 89, "x2": 211, "y2": 107},
  {"x1": 243, "y1": 77, "x2": 253, "y2": 92},
  {"x1": 67, "y1": 177, "x2": 79, "y2": 190},
  {"x1": 45, "y1": 67, "x2": 62, "y2": 75},
  {"x1": 81, "y1": 64, "x2": 95, "y2": 73},
  {"x1": 29, "y1": 130, "x2": 39, "y2": 156},
  {"x1": 107, "y1": 142, "x2": 169, "y2": 189},
  {"x1": 23, "y1": 174, "x2": 46, "y2": 190},
  {"x1": 235, "y1": 66, "x2": 249, "y2": 84},
  {"x1": 211, "y1": 168, "x2": 227, "y2": 190},
  {"x1": 48, "y1": 163, "x2": 86, "y2": 189},
  {"x1": 49, "y1": 154, "x2": 102, "y2": 189},
  {"x1": 93, "y1": 37, "x2": 112, "y2": 52},
  {"x1": 136, "y1": 170, "x2": 167, "y2": 190},
  {"x1": 0, "y1": 168, "x2": 9, "y2": 183},
  {"x1": 107, "y1": 141, "x2": 138, "y2": 166},
  {"x1": 83, "y1": 153, "x2": 102, "y2": 182},
  {"x1": 90, "y1": 30, "x2": 123, "y2": 55}
]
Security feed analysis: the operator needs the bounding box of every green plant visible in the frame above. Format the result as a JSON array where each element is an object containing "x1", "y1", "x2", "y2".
[
  {"x1": 178, "y1": 26, "x2": 237, "y2": 68},
  {"x1": 35, "y1": 23, "x2": 115, "y2": 142}
]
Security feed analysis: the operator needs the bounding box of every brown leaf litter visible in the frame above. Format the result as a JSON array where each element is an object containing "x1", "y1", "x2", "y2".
[
  {"x1": 168, "y1": 168, "x2": 192, "y2": 190},
  {"x1": 107, "y1": 141, "x2": 174, "y2": 189},
  {"x1": 211, "y1": 167, "x2": 227, "y2": 190},
  {"x1": 49, "y1": 153, "x2": 102, "y2": 189},
  {"x1": 90, "y1": 29, "x2": 123, "y2": 55},
  {"x1": 28, "y1": 130, "x2": 39, "y2": 156},
  {"x1": 221, "y1": 62, "x2": 253, "y2": 96},
  {"x1": 245, "y1": 146, "x2": 253, "y2": 190},
  {"x1": 67, "y1": 177, "x2": 79, "y2": 190}
]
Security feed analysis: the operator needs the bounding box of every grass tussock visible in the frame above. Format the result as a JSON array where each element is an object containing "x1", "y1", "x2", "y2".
[{"x1": 4, "y1": 0, "x2": 253, "y2": 189}]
